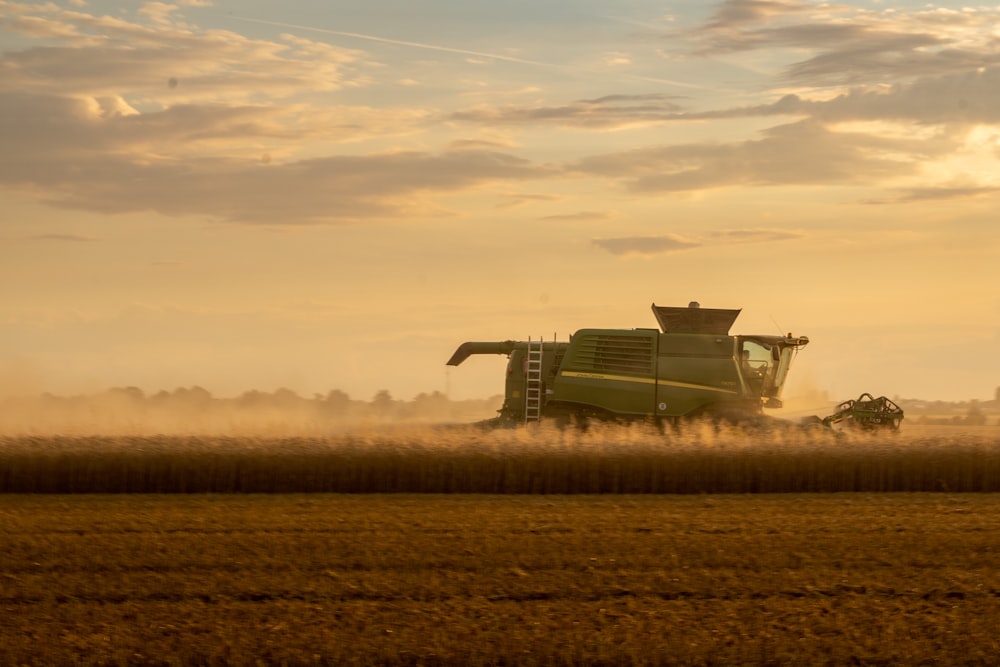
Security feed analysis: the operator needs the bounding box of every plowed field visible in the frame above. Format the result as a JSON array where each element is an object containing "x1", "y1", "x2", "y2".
[{"x1": 3, "y1": 494, "x2": 1000, "y2": 666}]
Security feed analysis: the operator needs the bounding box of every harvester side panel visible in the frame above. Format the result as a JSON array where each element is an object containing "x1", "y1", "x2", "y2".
[
  {"x1": 552, "y1": 329, "x2": 657, "y2": 417},
  {"x1": 655, "y1": 334, "x2": 742, "y2": 417}
]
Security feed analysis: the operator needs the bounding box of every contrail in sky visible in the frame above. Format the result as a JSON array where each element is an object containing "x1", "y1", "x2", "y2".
[{"x1": 231, "y1": 15, "x2": 705, "y2": 90}]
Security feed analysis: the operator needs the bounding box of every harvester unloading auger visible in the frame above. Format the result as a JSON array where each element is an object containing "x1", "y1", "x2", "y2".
[{"x1": 446, "y1": 302, "x2": 903, "y2": 429}]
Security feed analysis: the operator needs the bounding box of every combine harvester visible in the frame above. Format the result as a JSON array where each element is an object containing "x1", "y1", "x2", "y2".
[{"x1": 446, "y1": 302, "x2": 902, "y2": 429}]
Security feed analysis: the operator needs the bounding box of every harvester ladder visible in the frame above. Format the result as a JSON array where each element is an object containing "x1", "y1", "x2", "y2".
[{"x1": 525, "y1": 336, "x2": 544, "y2": 423}]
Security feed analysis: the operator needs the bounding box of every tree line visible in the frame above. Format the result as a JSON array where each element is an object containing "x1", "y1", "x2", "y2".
[{"x1": 0, "y1": 386, "x2": 504, "y2": 425}]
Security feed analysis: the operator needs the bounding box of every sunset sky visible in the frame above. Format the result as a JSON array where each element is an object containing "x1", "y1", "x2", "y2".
[{"x1": 1, "y1": 0, "x2": 998, "y2": 407}]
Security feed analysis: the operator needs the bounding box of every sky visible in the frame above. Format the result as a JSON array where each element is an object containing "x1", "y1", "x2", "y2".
[{"x1": 0, "y1": 0, "x2": 998, "y2": 407}]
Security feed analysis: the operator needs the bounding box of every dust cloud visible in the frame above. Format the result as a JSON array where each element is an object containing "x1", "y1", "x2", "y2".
[{"x1": 0, "y1": 387, "x2": 502, "y2": 436}]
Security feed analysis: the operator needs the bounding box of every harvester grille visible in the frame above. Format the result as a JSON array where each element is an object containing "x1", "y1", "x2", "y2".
[{"x1": 570, "y1": 334, "x2": 654, "y2": 375}]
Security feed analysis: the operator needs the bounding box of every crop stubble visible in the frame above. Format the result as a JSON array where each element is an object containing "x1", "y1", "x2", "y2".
[{"x1": 3, "y1": 494, "x2": 1000, "y2": 666}]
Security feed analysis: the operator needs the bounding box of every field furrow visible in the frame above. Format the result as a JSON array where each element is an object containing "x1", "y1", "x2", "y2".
[{"x1": 3, "y1": 494, "x2": 1000, "y2": 665}]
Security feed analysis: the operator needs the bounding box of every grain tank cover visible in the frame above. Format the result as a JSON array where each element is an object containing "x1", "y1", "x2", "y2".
[{"x1": 651, "y1": 303, "x2": 741, "y2": 335}]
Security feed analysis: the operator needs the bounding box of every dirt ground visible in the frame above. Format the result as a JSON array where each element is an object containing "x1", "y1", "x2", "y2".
[{"x1": 3, "y1": 494, "x2": 1000, "y2": 665}]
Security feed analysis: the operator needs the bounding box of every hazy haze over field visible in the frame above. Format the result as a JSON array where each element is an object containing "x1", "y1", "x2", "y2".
[{"x1": 0, "y1": 0, "x2": 997, "y2": 404}]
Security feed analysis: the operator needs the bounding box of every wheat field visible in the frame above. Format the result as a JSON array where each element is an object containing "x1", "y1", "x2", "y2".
[
  {"x1": 2, "y1": 423, "x2": 998, "y2": 494},
  {"x1": 4, "y1": 423, "x2": 1000, "y2": 664}
]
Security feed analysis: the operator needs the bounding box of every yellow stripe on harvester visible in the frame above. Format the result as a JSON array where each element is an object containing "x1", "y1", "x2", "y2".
[
  {"x1": 656, "y1": 380, "x2": 738, "y2": 395},
  {"x1": 560, "y1": 371, "x2": 738, "y2": 395}
]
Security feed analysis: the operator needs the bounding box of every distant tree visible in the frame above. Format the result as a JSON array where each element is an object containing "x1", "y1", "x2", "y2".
[
  {"x1": 413, "y1": 391, "x2": 448, "y2": 407},
  {"x1": 965, "y1": 400, "x2": 987, "y2": 426},
  {"x1": 237, "y1": 390, "x2": 266, "y2": 406},
  {"x1": 372, "y1": 389, "x2": 395, "y2": 415},
  {"x1": 272, "y1": 387, "x2": 301, "y2": 407},
  {"x1": 107, "y1": 386, "x2": 144, "y2": 401},
  {"x1": 172, "y1": 386, "x2": 212, "y2": 406},
  {"x1": 321, "y1": 389, "x2": 352, "y2": 414},
  {"x1": 410, "y1": 391, "x2": 451, "y2": 420},
  {"x1": 150, "y1": 390, "x2": 172, "y2": 404}
]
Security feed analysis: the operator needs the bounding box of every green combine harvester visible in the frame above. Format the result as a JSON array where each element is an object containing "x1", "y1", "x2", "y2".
[
  {"x1": 447, "y1": 302, "x2": 904, "y2": 429},
  {"x1": 447, "y1": 302, "x2": 815, "y2": 426}
]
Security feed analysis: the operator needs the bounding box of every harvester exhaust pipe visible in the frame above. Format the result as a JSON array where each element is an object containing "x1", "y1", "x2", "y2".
[{"x1": 446, "y1": 341, "x2": 519, "y2": 366}]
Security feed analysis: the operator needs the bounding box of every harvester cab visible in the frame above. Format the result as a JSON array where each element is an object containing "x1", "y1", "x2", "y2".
[{"x1": 446, "y1": 302, "x2": 810, "y2": 426}]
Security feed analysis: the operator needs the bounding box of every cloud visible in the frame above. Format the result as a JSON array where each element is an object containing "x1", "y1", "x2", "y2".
[
  {"x1": 593, "y1": 227, "x2": 803, "y2": 256},
  {"x1": 0, "y1": 93, "x2": 282, "y2": 154},
  {"x1": 441, "y1": 60, "x2": 1000, "y2": 164},
  {"x1": 573, "y1": 120, "x2": 919, "y2": 193},
  {"x1": 450, "y1": 94, "x2": 685, "y2": 129},
  {"x1": 710, "y1": 229, "x2": 803, "y2": 244},
  {"x1": 0, "y1": 90, "x2": 434, "y2": 181},
  {"x1": 6, "y1": 146, "x2": 550, "y2": 224},
  {"x1": 603, "y1": 51, "x2": 631, "y2": 67},
  {"x1": 138, "y1": 3, "x2": 181, "y2": 26},
  {"x1": 3, "y1": 14, "x2": 86, "y2": 39},
  {"x1": 0, "y1": 5, "x2": 516, "y2": 224},
  {"x1": 703, "y1": 0, "x2": 812, "y2": 30},
  {"x1": 449, "y1": 64, "x2": 1000, "y2": 130},
  {"x1": 3, "y1": 0, "x2": 998, "y2": 225},
  {"x1": 782, "y1": 32, "x2": 945, "y2": 86},
  {"x1": 0, "y1": 3, "x2": 369, "y2": 103},
  {"x1": 593, "y1": 235, "x2": 700, "y2": 256},
  {"x1": 690, "y1": 0, "x2": 1000, "y2": 86},
  {"x1": 27, "y1": 234, "x2": 100, "y2": 242},
  {"x1": 494, "y1": 193, "x2": 562, "y2": 210},
  {"x1": 866, "y1": 185, "x2": 1000, "y2": 205},
  {"x1": 812, "y1": 68, "x2": 1000, "y2": 125},
  {"x1": 538, "y1": 211, "x2": 613, "y2": 222},
  {"x1": 448, "y1": 138, "x2": 517, "y2": 151},
  {"x1": 684, "y1": 67, "x2": 1000, "y2": 127}
]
